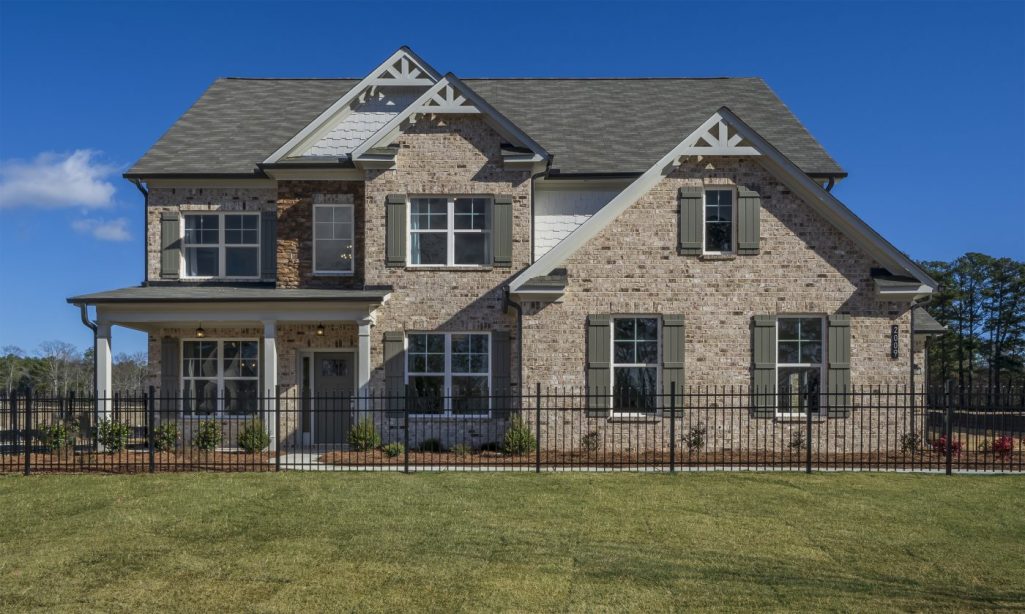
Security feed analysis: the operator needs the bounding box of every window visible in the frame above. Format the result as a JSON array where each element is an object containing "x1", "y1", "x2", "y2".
[
  {"x1": 406, "y1": 332, "x2": 490, "y2": 416},
  {"x1": 704, "y1": 189, "x2": 734, "y2": 254},
  {"x1": 182, "y1": 213, "x2": 260, "y2": 278},
  {"x1": 409, "y1": 197, "x2": 491, "y2": 266},
  {"x1": 776, "y1": 317, "x2": 824, "y2": 416},
  {"x1": 182, "y1": 339, "x2": 259, "y2": 416},
  {"x1": 611, "y1": 317, "x2": 659, "y2": 415},
  {"x1": 313, "y1": 204, "x2": 354, "y2": 275}
]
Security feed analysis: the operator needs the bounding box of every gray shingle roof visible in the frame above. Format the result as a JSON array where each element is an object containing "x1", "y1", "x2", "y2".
[
  {"x1": 67, "y1": 286, "x2": 391, "y2": 304},
  {"x1": 127, "y1": 77, "x2": 844, "y2": 178}
]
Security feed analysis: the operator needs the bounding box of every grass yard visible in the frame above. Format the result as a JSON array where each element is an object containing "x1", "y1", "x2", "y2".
[{"x1": 1, "y1": 473, "x2": 1023, "y2": 612}]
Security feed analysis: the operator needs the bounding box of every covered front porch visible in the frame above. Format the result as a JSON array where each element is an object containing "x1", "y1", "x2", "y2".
[{"x1": 68, "y1": 286, "x2": 390, "y2": 449}]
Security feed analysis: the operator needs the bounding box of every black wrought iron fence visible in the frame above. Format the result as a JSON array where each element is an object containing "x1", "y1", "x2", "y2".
[{"x1": 1, "y1": 383, "x2": 1022, "y2": 474}]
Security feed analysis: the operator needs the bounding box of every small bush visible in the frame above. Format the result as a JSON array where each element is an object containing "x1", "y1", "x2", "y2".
[
  {"x1": 992, "y1": 436, "x2": 1015, "y2": 460},
  {"x1": 40, "y1": 420, "x2": 76, "y2": 452},
  {"x1": 153, "y1": 422, "x2": 180, "y2": 452},
  {"x1": 450, "y1": 443, "x2": 472, "y2": 457},
  {"x1": 193, "y1": 419, "x2": 222, "y2": 452},
  {"x1": 238, "y1": 420, "x2": 270, "y2": 453},
  {"x1": 931, "y1": 436, "x2": 962, "y2": 456},
  {"x1": 97, "y1": 419, "x2": 130, "y2": 453},
  {"x1": 900, "y1": 432, "x2": 922, "y2": 454},
  {"x1": 382, "y1": 442, "x2": 405, "y2": 458},
  {"x1": 788, "y1": 430, "x2": 806, "y2": 451},
  {"x1": 418, "y1": 438, "x2": 444, "y2": 453},
  {"x1": 348, "y1": 420, "x2": 381, "y2": 452},
  {"x1": 580, "y1": 431, "x2": 601, "y2": 453},
  {"x1": 684, "y1": 427, "x2": 707, "y2": 451},
  {"x1": 503, "y1": 415, "x2": 536, "y2": 455}
]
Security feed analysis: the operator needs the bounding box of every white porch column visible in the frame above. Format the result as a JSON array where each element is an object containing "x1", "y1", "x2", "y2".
[
  {"x1": 357, "y1": 318, "x2": 372, "y2": 408},
  {"x1": 95, "y1": 321, "x2": 113, "y2": 421},
  {"x1": 262, "y1": 320, "x2": 278, "y2": 447}
]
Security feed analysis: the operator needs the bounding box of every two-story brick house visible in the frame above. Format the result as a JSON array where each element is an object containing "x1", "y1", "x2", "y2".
[{"x1": 68, "y1": 48, "x2": 941, "y2": 448}]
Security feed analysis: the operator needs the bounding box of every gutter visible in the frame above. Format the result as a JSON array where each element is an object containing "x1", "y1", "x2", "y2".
[
  {"x1": 130, "y1": 179, "x2": 149, "y2": 285},
  {"x1": 78, "y1": 304, "x2": 98, "y2": 396},
  {"x1": 503, "y1": 285, "x2": 525, "y2": 395}
]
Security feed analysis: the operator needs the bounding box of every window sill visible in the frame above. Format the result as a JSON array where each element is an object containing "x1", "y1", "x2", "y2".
[
  {"x1": 698, "y1": 254, "x2": 737, "y2": 262},
  {"x1": 606, "y1": 415, "x2": 661, "y2": 424},
  {"x1": 774, "y1": 415, "x2": 828, "y2": 424},
  {"x1": 408, "y1": 414, "x2": 493, "y2": 421},
  {"x1": 404, "y1": 266, "x2": 493, "y2": 272}
]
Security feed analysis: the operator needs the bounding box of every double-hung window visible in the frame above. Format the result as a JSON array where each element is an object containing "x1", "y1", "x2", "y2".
[
  {"x1": 406, "y1": 332, "x2": 490, "y2": 416},
  {"x1": 611, "y1": 317, "x2": 659, "y2": 415},
  {"x1": 703, "y1": 189, "x2": 734, "y2": 254},
  {"x1": 776, "y1": 317, "x2": 824, "y2": 416},
  {"x1": 182, "y1": 339, "x2": 260, "y2": 416},
  {"x1": 182, "y1": 213, "x2": 260, "y2": 278},
  {"x1": 409, "y1": 197, "x2": 491, "y2": 266},
  {"x1": 313, "y1": 204, "x2": 354, "y2": 275}
]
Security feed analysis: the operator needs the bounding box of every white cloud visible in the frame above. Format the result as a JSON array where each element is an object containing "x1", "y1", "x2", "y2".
[
  {"x1": 0, "y1": 150, "x2": 117, "y2": 209},
  {"x1": 72, "y1": 217, "x2": 131, "y2": 242}
]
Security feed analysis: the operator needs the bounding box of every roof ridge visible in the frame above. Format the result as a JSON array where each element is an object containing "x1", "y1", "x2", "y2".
[{"x1": 220, "y1": 76, "x2": 763, "y2": 82}]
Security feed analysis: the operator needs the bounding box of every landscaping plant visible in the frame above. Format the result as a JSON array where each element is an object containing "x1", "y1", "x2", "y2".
[
  {"x1": 450, "y1": 443, "x2": 472, "y2": 457},
  {"x1": 348, "y1": 420, "x2": 381, "y2": 451},
  {"x1": 503, "y1": 415, "x2": 536, "y2": 455},
  {"x1": 788, "y1": 430, "x2": 807, "y2": 451},
  {"x1": 580, "y1": 431, "x2": 601, "y2": 453},
  {"x1": 153, "y1": 422, "x2": 180, "y2": 452},
  {"x1": 418, "y1": 438, "x2": 444, "y2": 453},
  {"x1": 900, "y1": 432, "x2": 922, "y2": 454},
  {"x1": 40, "y1": 420, "x2": 76, "y2": 452},
  {"x1": 97, "y1": 419, "x2": 130, "y2": 453},
  {"x1": 931, "y1": 435, "x2": 962, "y2": 456},
  {"x1": 684, "y1": 426, "x2": 707, "y2": 451},
  {"x1": 237, "y1": 420, "x2": 270, "y2": 453},
  {"x1": 991, "y1": 435, "x2": 1014, "y2": 460},
  {"x1": 193, "y1": 419, "x2": 222, "y2": 452},
  {"x1": 382, "y1": 442, "x2": 404, "y2": 458}
]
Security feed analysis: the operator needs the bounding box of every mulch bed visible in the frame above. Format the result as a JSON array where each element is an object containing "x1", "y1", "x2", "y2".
[{"x1": 0, "y1": 449, "x2": 278, "y2": 473}]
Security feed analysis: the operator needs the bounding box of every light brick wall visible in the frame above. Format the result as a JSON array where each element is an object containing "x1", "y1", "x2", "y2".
[{"x1": 276, "y1": 181, "x2": 366, "y2": 288}]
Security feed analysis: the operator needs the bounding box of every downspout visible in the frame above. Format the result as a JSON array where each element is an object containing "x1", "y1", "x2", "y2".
[
  {"x1": 130, "y1": 179, "x2": 149, "y2": 285},
  {"x1": 78, "y1": 304, "x2": 98, "y2": 396},
  {"x1": 503, "y1": 286, "x2": 524, "y2": 395}
]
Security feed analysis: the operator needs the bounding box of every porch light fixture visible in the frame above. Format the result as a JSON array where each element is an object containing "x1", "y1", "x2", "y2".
[
  {"x1": 196, "y1": 325, "x2": 206, "y2": 338},
  {"x1": 316, "y1": 323, "x2": 325, "y2": 336}
]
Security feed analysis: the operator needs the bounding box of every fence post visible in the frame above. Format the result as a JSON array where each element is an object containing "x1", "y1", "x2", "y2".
[
  {"x1": 274, "y1": 386, "x2": 282, "y2": 473},
  {"x1": 944, "y1": 380, "x2": 953, "y2": 476},
  {"x1": 23, "y1": 388, "x2": 32, "y2": 477},
  {"x1": 147, "y1": 386, "x2": 156, "y2": 474},
  {"x1": 805, "y1": 392, "x2": 813, "y2": 474},
  {"x1": 10, "y1": 391, "x2": 18, "y2": 467},
  {"x1": 535, "y1": 383, "x2": 542, "y2": 473},
  {"x1": 403, "y1": 385, "x2": 410, "y2": 474},
  {"x1": 669, "y1": 383, "x2": 676, "y2": 474}
]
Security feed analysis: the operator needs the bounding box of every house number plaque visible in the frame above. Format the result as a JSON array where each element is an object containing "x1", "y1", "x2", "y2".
[{"x1": 890, "y1": 325, "x2": 899, "y2": 359}]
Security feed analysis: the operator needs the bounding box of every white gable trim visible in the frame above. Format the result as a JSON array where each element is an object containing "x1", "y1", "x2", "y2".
[
  {"x1": 509, "y1": 107, "x2": 936, "y2": 296},
  {"x1": 263, "y1": 47, "x2": 440, "y2": 164},
  {"x1": 350, "y1": 74, "x2": 548, "y2": 167}
]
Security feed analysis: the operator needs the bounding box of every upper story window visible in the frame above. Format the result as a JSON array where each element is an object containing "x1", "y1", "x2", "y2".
[
  {"x1": 406, "y1": 332, "x2": 490, "y2": 416},
  {"x1": 777, "y1": 316, "x2": 824, "y2": 416},
  {"x1": 409, "y1": 197, "x2": 491, "y2": 267},
  {"x1": 703, "y1": 189, "x2": 734, "y2": 254},
  {"x1": 612, "y1": 317, "x2": 659, "y2": 415},
  {"x1": 182, "y1": 213, "x2": 260, "y2": 279},
  {"x1": 313, "y1": 204, "x2": 354, "y2": 275}
]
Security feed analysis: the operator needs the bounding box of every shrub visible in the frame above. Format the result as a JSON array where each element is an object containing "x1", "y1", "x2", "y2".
[
  {"x1": 418, "y1": 438, "x2": 444, "y2": 453},
  {"x1": 348, "y1": 420, "x2": 381, "y2": 452},
  {"x1": 193, "y1": 419, "x2": 222, "y2": 452},
  {"x1": 238, "y1": 420, "x2": 270, "y2": 453},
  {"x1": 580, "y1": 431, "x2": 601, "y2": 453},
  {"x1": 900, "y1": 432, "x2": 922, "y2": 454},
  {"x1": 450, "y1": 443, "x2": 472, "y2": 457},
  {"x1": 503, "y1": 415, "x2": 536, "y2": 455},
  {"x1": 931, "y1": 436, "x2": 962, "y2": 456},
  {"x1": 40, "y1": 420, "x2": 76, "y2": 452},
  {"x1": 153, "y1": 422, "x2": 180, "y2": 452},
  {"x1": 684, "y1": 427, "x2": 707, "y2": 451},
  {"x1": 788, "y1": 430, "x2": 806, "y2": 451},
  {"x1": 382, "y1": 442, "x2": 405, "y2": 458},
  {"x1": 992, "y1": 436, "x2": 1015, "y2": 460},
  {"x1": 97, "y1": 419, "x2": 130, "y2": 453}
]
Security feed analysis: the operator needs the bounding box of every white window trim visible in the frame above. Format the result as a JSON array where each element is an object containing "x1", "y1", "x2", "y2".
[
  {"x1": 312, "y1": 203, "x2": 355, "y2": 276},
  {"x1": 702, "y1": 187, "x2": 737, "y2": 256},
  {"x1": 774, "y1": 316, "x2": 827, "y2": 418},
  {"x1": 180, "y1": 212, "x2": 262, "y2": 280},
  {"x1": 405, "y1": 331, "x2": 492, "y2": 418},
  {"x1": 407, "y1": 196, "x2": 492, "y2": 268},
  {"x1": 609, "y1": 316, "x2": 661, "y2": 418},
  {"x1": 180, "y1": 338, "x2": 260, "y2": 418}
]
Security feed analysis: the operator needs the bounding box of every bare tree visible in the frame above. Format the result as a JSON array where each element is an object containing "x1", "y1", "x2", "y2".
[
  {"x1": 37, "y1": 341, "x2": 84, "y2": 396},
  {"x1": 1, "y1": 345, "x2": 27, "y2": 395},
  {"x1": 112, "y1": 352, "x2": 149, "y2": 392}
]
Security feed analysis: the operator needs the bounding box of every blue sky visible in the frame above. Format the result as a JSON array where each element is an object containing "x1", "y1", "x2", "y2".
[{"x1": 1, "y1": 0, "x2": 1023, "y2": 356}]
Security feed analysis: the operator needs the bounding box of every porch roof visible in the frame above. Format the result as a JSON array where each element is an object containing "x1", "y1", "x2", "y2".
[{"x1": 67, "y1": 285, "x2": 392, "y2": 305}]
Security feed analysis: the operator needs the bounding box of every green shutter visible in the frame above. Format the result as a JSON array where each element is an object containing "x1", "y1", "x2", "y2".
[
  {"x1": 751, "y1": 315, "x2": 777, "y2": 417},
  {"x1": 383, "y1": 331, "x2": 406, "y2": 417},
  {"x1": 385, "y1": 194, "x2": 406, "y2": 267},
  {"x1": 160, "y1": 212, "x2": 180, "y2": 278},
  {"x1": 661, "y1": 315, "x2": 685, "y2": 411},
  {"x1": 737, "y1": 185, "x2": 761, "y2": 255},
  {"x1": 159, "y1": 337, "x2": 179, "y2": 418},
  {"x1": 261, "y1": 210, "x2": 277, "y2": 282},
  {"x1": 491, "y1": 330, "x2": 513, "y2": 417},
  {"x1": 678, "y1": 186, "x2": 703, "y2": 255},
  {"x1": 586, "y1": 314, "x2": 610, "y2": 415},
  {"x1": 492, "y1": 195, "x2": 513, "y2": 267},
  {"x1": 827, "y1": 314, "x2": 852, "y2": 417}
]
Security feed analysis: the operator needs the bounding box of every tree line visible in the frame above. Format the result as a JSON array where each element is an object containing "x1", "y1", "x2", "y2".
[
  {"x1": 921, "y1": 253, "x2": 1025, "y2": 390},
  {"x1": 1, "y1": 342, "x2": 147, "y2": 397}
]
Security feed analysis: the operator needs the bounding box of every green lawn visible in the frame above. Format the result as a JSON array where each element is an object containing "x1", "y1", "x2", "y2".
[{"x1": 1, "y1": 473, "x2": 1022, "y2": 612}]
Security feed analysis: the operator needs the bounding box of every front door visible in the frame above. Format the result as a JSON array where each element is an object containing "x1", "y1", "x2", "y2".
[{"x1": 312, "y1": 352, "x2": 355, "y2": 445}]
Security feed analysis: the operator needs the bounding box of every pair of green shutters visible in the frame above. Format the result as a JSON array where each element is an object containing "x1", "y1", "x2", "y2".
[
  {"x1": 159, "y1": 211, "x2": 277, "y2": 279},
  {"x1": 385, "y1": 194, "x2": 514, "y2": 267},
  {"x1": 678, "y1": 185, "x2": 761, "y2": 255},
  {"x1": 586, "y1": 314, "x2": 852, "y2": 417}
]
